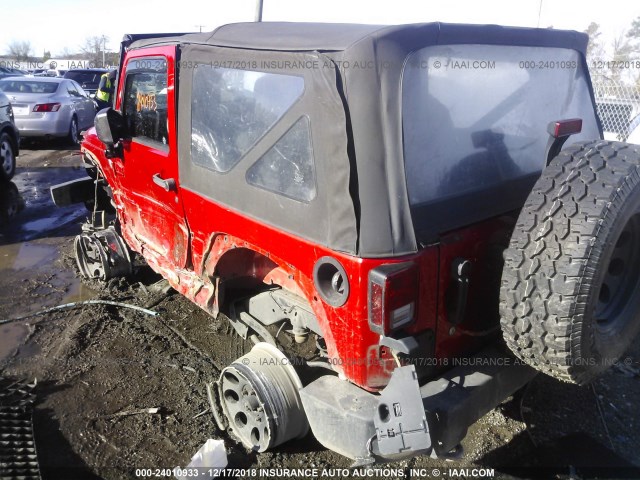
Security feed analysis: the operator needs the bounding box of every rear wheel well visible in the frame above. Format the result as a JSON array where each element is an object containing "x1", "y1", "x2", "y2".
[
  {"x1": 214, "y1": 247, "x2": 303, "y2": 296},
  {"x1": 212, "y1": 246, "x2": 323, "y2": 343}
]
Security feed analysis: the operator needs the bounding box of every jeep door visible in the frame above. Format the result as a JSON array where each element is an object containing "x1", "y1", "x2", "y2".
[{"x1": 113, "y1": 46, "x2": 190, "y2": 272}]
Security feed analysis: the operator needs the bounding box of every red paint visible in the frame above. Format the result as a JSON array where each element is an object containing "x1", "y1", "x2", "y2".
[
  {"x1": 81, "y1": 45, "x2": 506, "y2": 391},
  {"x1": 434, "y1": 218, "x2": 515, "y2": 361},
  {"x1": 180, "y1": 188, "x2": 440, "y2": 390}
]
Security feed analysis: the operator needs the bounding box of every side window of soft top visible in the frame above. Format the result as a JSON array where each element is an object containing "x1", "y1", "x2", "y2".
[
  {"x1": 190, "y1": 66, "x2": 304, "y2": 173},
  {"x1": 123, "y1": 57, "x2": 169, "y2": 146}
]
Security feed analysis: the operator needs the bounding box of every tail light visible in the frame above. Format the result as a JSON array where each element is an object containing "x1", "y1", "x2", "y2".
[
  {"x1": 547, "y1": 118, "x2": 582, "y2": 138},
  {"x1": 33, "y1": 103, "x2": 61, "y2": 112},
  {"x1": 368, "y1": 262, "x2": 418, "y2": 335}
]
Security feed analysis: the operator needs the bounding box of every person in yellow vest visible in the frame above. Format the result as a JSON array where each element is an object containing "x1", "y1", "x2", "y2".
[{"x1": 95, "y1": 69, "x2": 117, "y2": 110}]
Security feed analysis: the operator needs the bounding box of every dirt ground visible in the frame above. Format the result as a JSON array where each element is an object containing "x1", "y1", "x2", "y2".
[{"x1": 1, "y1": 145, "x2": 639, "y2": 480}]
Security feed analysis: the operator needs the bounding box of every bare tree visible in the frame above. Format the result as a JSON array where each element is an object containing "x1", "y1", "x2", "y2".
[
  {"x1": 80, "y1": 35, "x2": 109, "y2": 67},
  {"x1": 57, "y1": 47, "x2": 74, "y2": 58},
  {"x1": 6, "y1": 40, "x2": 33, "y2": 61},
  {"x1": 610, "y1": 31, "x2": 633, "y2": 82},
  {"x1": 627, "y1": 16, "x2": 640, "y2": 45},
  {"x1": 627, "y1": 16, "x2": 640, "y2": 87},
  {"x1": 584, "y1": 22, "x2": 605, "y2": 65}
]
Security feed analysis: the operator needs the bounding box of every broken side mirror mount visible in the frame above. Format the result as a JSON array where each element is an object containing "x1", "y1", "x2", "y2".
[{"x1": 95, "y1": 108, "x2": 125, "y2": 159}]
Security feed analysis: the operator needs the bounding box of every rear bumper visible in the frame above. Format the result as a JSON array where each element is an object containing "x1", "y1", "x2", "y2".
[
  {"x1": 15, "y1": 113, "x2": 70, "y2": 137},
  {"x1": 299, "y1": 346, "x2": 537, "y2": 462}
]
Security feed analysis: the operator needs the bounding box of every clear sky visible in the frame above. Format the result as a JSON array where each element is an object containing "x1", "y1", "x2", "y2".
[{"x1": 1, "y1": 0, "x2": 638, "y2": 57}]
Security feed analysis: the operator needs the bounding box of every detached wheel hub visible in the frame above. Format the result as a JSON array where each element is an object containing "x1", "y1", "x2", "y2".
[
  {"x1": 74, "y1": 227, "x2": 132, "y2": 280},
  {"x1": 219, "y1": 343, "x2": 308, "y2": 452}
]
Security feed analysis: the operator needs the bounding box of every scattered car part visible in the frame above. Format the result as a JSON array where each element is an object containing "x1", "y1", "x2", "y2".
[
  {"x1": 374, "y1": 365, "x2": 431, "y2": 456},
  {"x1": 50, "y1": 174, "x2": 115, "y2": 214},
  {"x1": 176, "y1": 438, "x2": 227, "y2": 480},
  {"x1": 218, "y1": 343, "x2": 308, "y2": 452},
  {"x1": 206, "y1": 382, "x2": 228, "y2": 432},
  {"x1": 74, "y1": 226, "x2": 132, "y2": 280},
  {"x1": 300, "y1": 347, "x2": 536, "y2": 461},
  {"x1": 0, "y1": 378, "x2": 41, "y2": 480},
  {"x1": 50, "y1": 177, "x2": 94, "y2": 206}
]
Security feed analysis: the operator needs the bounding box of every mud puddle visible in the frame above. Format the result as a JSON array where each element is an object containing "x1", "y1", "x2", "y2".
[
  {"x1": 0, "y1": 323, "x2": 29, "y2": 360},
  {"x1": 0, "y1": 252, "x2": 96, "y2": 357},
  {"x1": 1, "y1": 156, "x2": 88, "y2": 245},
  {"x1": 0, "y1": 242, "x2": 60, "y2": 359},
  {"x1": 0, "y1": 242, "x2": 57, "y2": 270},
  {"x1": 0, "y1": 148, "x2": 91, "y2": 370},
  {"x1": 61, "y1": 274, "x2": 97, "y2": 303}
]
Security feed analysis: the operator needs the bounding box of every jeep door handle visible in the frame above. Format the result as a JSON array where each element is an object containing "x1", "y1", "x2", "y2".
[{"x1": 152, "y1": 173, "x2": 176, "y2": 192}]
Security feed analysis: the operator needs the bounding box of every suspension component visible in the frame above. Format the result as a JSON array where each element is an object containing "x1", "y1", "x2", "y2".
[{"x1": 74, "y1": 226, "x2": 132, "y2": 280}]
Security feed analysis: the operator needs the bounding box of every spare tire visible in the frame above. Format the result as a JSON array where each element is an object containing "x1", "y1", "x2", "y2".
[{"x1": 500, "y1": 140, "x2": 640, "y2": 385}]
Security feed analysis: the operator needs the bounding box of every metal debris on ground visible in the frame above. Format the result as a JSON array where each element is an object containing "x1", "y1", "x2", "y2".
[
  {"x1": 103, "y1": 407, "x2": 163, "y2": 419},
  {"x1": 0, "y1": 378, "x2": 41, "y2": 480},
  {"x1": 175, "y1": 439, "x2": 227, "y2": 480}
]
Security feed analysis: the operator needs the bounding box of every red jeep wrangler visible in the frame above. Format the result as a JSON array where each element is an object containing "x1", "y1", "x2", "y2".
[{"x1": 53, "y1": 22, "x2": 640, "y2": 463}]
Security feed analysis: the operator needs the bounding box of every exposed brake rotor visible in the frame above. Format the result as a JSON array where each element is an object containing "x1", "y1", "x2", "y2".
[{"x1": 74, "y1": 226, "x2": 132, "y2": 280}]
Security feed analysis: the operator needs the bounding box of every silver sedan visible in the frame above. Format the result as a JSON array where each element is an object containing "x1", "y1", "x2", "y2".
[{"x1": 0, "y1": 77, "x2": 96, "y2": 144}]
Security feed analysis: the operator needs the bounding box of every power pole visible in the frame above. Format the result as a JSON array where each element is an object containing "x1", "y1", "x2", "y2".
[
  {"x1": 195, "y1": 25, "x2": 205, "y2": 32},
  {"x1": 101, "y1": 35, "x2": 107, "y2": 67},
  {"x1": 537, "y1": 0, "x2": 543, "y2": 28},
  {"x1": 255, "y1": 0, "x2": 263, "y2": 22}
]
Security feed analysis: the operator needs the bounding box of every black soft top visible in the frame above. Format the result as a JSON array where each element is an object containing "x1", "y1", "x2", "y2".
[
  {"x1": 122, "y1": 23, "x2": 595, "y2": 257},
  {"x1": 124, "y1": 22, "x2": 588, "y2": 54}
]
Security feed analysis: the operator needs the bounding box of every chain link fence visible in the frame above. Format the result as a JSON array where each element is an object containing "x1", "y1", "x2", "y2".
[{"x1": 592, "y1": 74, "x2": 640, "y2": 141}]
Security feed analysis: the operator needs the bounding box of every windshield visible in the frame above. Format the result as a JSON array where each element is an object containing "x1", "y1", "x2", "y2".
[
  {"x1": 65, "y1": 71, "x2": 103, "y2": 85},
  {"x1": 0, "y1": 80, "x2": 60, "y2": 94}
]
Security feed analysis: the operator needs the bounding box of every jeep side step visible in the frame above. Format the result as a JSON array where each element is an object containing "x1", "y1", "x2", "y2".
[{"x1": 299, "y1": 346, "x2": 537, "y2": 462}]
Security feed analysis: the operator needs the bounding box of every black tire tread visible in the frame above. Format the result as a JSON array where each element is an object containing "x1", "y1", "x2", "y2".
[
  {"x1": 500, "y1": 140, "x2": 640, "y2": 384},
  {"x1": 68, "y1": 116, "x2": 79, "y2": 146},
  {"x1": 0, "y1": 131, "x2": 16, "y2": 181}
]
